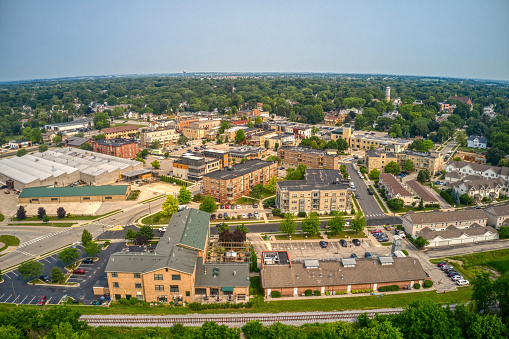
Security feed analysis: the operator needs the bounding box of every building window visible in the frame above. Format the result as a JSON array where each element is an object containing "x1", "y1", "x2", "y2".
[
  {"x1": 51, "y1": 198, "x2": 58, "y2": 201},
  {"x1": 105, "y1": 197, "x2": 112, "y2": 200},
  {"x1": 135, "y1": 283, "x2": 142, "y2": 289},
  {"x1": 114, "y1": 294, "x2": 121, "y2": 300},
  {"x1": 154, "y1": 274, "x2": 163, "y2": 280},
  {"x1": 155, "y1": 285, "x2": 164, "y2": 291},
  {"x1": 113, "y1": 282, "x2": 119, "y2": 288},
  {"x1": 170, "y1": 285, "x2": 179, "y2": 293},
  {"x1": 134, "y1": 273, "x2": 141, "y2": 278},
  {"x1": 83, "y1": 197, "x2": 90, "y2": 200},
  {"x1": 186, "y1": 291, "x2": 191, "y2": 297},
  {"x1": 111, "y1": 272, "x2": 118, "y2": 278},
  {"x1": 172, "y1": 274, "x2": 181, "y2": 281}
]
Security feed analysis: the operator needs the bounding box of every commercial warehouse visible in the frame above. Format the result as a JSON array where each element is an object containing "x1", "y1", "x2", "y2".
[
  {"x1": 0, "y1": 148, "x2": 143, "y2": 190},
  {"x1": 19, "y1": 185, "x2": 131, "y2": 204}
]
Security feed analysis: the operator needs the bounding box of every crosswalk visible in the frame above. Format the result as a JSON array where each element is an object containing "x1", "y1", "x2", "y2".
[
  {"x1": 365, "y1": 213, "x2": 387, "y2": 218},
  {"x1": 11, "y1": 250, "x2": 36, "y2": 257},
  {"x1": 17, "y1": 229, "x2": 73, "y2": 249}
]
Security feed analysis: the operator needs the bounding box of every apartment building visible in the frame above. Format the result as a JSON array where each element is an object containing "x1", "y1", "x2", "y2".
[
  {"x1": 485, "y1": 203, "x2": 509, "y2": 229},
  {"x1": 406, "y1": 180, "x2": 439, "y2": 205},
  {"x1": 101, "y1": 125, "x2": 139, "y2": 139},
  {"x1": 177, "y1": 118, "x2": 200, "y2": 132},
  {"x1": 277, "y1": 146, "x2": 339, "y2": 170},
  {"x1": 276, "y1": 169, "x2": 351, "y2": 215},
  {"x1": 417, "y1": 224, "x2": 498, "y2": 247},
  {"x1": 378, "y1": 173, "x2": 414, "y2": 205},
  {"x1": 229, "y1": 146, "x2": 266, "y2": 162},
  {"x1": 331, "y1": 127, "x2": 411, "y2": 152},
  {"x1": 396, "y1": 150, "x2": 444, "y2": 176},
  {"x1": 445, "y1": 161, "x2": 509, "y2": 184},
  {"x1": 365, "y1": 149, "x2": 398, "y2": 173},
  {"x1": 223, "y1": 127, "x2": 256, "y2": 142},
  {"x1": 90, "y1": 138, "x2": 139, "y2": 159},
  {"x1": 173, "y1": 154, "x2": 222, "y2": 181},
  {"x1": 202, "y1": 159, "x2": 277, "y2": 203},
  {"x1": 246, "y1": 130, "x2": 278, "y2": 147},
  {"x1": 140, "y1": 129, "x2": 180, "y2": 148},
  {"x1": 402, "y1": 209, "x2": 488, "y2": 236},
  {"x1": 266, "y1": 133, "x2": 296, "y2": 150},
  {"x1": 202, "y1": 149, "x2": 230, "y2": 168},
  {"x1": 450, "y1": 178, "x2": 506, "y2": 203},
  {"x1": 105, "y1": 208, "x2": 249, "y2": 303}
]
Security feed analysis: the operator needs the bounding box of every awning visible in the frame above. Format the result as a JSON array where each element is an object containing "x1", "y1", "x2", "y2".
[{"x1": 221, "y1": 287, "x2": 234, "y2": 292}]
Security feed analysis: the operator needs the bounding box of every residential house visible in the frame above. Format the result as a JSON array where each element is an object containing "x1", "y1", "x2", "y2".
[
  {"x1": 485, "y1": 203, "x2": 509, "y2": 229},
  {"x1": 406, "y1": 180, "x2": 439, "y2": 206},
  {"x1": 417, "y1": 224, "x2": 498, "y2": 247},
  {"x1": 401, "y1": 209, "x2": 488, "y2": 236},
  {"x1": 466, "y1": 136, "x2": 487, "y2": 149},
  {"x1": 378, "y1": 173, "x2": 414, "y2": 205},
  {"x1": 450, "y1": 178, "x2": 506, "y2": 203},
  {"x1": 445, "y1": 161, "x2": 509, "y2": 184}
]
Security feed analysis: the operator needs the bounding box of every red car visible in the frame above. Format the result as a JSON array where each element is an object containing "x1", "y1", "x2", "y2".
[
  {"x1": 37, "y1": 296, "x2": 47, "y2": 306},
  {"x1": 73, "y1": 268, "x2": 85, "y2": 274},
  {"x1": 371, "y1": 229, "x2": 382, "y2": 234}
]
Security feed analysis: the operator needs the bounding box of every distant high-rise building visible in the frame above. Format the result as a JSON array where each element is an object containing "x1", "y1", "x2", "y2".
[{"x1": 385, "y1": 86, "x2": 391, "y2": 102}]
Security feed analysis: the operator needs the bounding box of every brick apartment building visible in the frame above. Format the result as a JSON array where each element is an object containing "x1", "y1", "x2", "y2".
[
  {"x1": 202, "y1": 159, "x2": 277, "y2": 203},
  {"x1": 90, "y1": 138, "x2": 139, "y2": 159},
  {"x1": 177, "y1": 119, "x2": 200, "y2": 132},
  {"x1": 101, "y1": 125, "x2": 139, "y2": 139},
  {"x1": 277, "y1": 146, "x2": 339, "y2": 169}
]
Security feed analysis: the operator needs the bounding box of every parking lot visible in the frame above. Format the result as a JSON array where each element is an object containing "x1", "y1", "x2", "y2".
[
  {"x1": 0, "y1": 242, "x2": 123, "y2": 306},
  {"x1": 271, "y1": 239, "x2": 392, "y2": 260},
  {"x1": 213, "y1": 204, "x2": 263, "y2": 221}
]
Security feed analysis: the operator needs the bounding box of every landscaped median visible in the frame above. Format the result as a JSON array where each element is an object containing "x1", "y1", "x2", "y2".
[{"x1": 369, "y1": 184, "x2": 388, "y2": 213}]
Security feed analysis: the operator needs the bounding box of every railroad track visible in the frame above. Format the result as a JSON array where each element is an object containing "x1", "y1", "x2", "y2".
[{"x1": 81, "y1": 309, "x2": 404, "y2": 327}]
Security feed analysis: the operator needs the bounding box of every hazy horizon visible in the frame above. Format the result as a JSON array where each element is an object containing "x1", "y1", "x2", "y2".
[{"x1": 1, "y1": 0, "x2": 508, "y2": 82}]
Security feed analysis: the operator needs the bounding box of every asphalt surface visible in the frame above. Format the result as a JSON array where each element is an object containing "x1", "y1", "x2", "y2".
[{"x1": 0, "y1": 242, "x2": 123, "y2": 305}]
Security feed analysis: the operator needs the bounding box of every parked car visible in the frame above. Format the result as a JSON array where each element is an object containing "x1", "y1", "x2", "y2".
[
  {"x1": 378, "y1": 237, "x2": 389, "y2": 242},
  {"x1": 339, "y1": 239, "x2": 348, "y2": 247},
  {"x1": 40, "y1": 275, "x2": 50, "y2": 283},
  {"x1": 355, "y1": 194, "x2": 360, "y2": 199},
  {"x1": 223, "y1": 212, "x2": 228, "y2": 218},
  {"x1": 371, "y1": 229, "x2": 382, "y2": 234},
  {"x1": 253, "y1": 204, "x2": 258, "y2": 208},
  {"x1": 451, "y1": 275, "x2": 464, "y2": 281},
  {"x1": 236, "y1": 205, "x2": 241, "y2": 209},
  {"x1": 92, "y1": 300, "x2": 103, "y2": 306},
  {"x1": 241, "y1": 213, "x2": 246, "y2": 218},
  {"x1": 37, "y1": 296, "x2": 47, "y2": 306},
  {"x1": 211, "y1": 214, "x2": 216, "y2": 220},
  {"x1": 248, "y1": 213, "x2": 253, "y2": 218},
  {"x1": 441, "y1": 265, "x2": 454, "y2": 271},
  {"x1": 345, "y1": 221, "x2": 350, "y2": 227},
  {"x1": 158, "y1": 226, "x2": 167, "y2": 232},
  {"x1": 351, "y1": 253, "x2": 358, "y2": 258},
  {"x1": 368, "y1": 190, "x2": 374, "y2": 195},
  {"x1": 319, "y1": 241, "x2": 328, "y2": 248},
  {"x1": 352, "y1": 239, "x2": 361, "y2": 246},
  {"x1": 220, "y1": 204, "x2": 225, "y2": 209},
  {"x1": 437, "y1": 262, "x2": 448, "y2": 267},
  {"x1": 98, "y1": 294, "x2": 109, "y2": 303},
  {"x1": 216, "y1": 222, "x2": 226, "y2": 228},
  {"x1": 73, "y1": 269, "x2": 85, "y2": 275},
  {"x1": 365, "y1": 252, "x2": 372, "y2": 258},
  {"x1": 217, "y1": 214, "x2": 222, "y2": 219},
  {"x1": 231, "y1": 205, "x2": 235, "y2": 209},
  {"x1": 82, "y1": 258, "x2": 94, "y2": 264},
  {"x1": 254, "y1": 210, "x2": 259, "y2": 216},
  {"x1": 456, "y1": 279, "x2": 469, "y2": 286}
]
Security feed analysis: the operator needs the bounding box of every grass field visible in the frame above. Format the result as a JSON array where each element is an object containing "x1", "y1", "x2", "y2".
[
  {"x1": 141, "y1": 212, "x2": 170, "y2": 225},
  {"x1": 369, "y1": 185, "x2": 388, "y2": 213},
  {"x1": 0, "y1": 235, "x2": 20, "y2": 252}
]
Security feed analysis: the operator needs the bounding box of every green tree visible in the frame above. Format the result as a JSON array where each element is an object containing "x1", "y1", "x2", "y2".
[
  {"x1": 199, "y1": 195, "x2": 217, "y2": 213},
  {"x1": 368, "y1": 169, "x2": 381, "y2": 180},
  {"x1": 80, "y1": 143, "x2": 93, "y2": 151},
  {"x1": 16, "y1": 206, "x2": 26, "y2": 220},
  {"x1": 235, "y1": 224, "x2": 248, "y2": 233},
  {"x1": 38, "y1": 207, "x2": 46, "y2": 219},
  {"x1": 402, "y1": 159, "x2": 415, "y2": 172},
  {"x1": 150, "y1": 160, "x2": 160, "y2": 169},
  {"x1": 137, "y1": 226, "x2": 154, "y2": 241},
  {"x1": 57, "y1": 207, "x2": 66, "y2": 219},
  {"x1": 384, "y1": 161, "x2": 401, "y2": 175},
  {"x1": 125, "y1": 229, "x2": 137, "y2": 240},
  {"x1": 360, "y1": 166, "x2": 367, "y2": 174},
  {"x1": 247, "y1": 119, "x2": 254, "y2": 127},
  {"x1": 42, "y1": 214, "x2": 50, "y2": 223},
  {"x1": 150, "y1": 140, "x2": 161, "y2": 149},
  {"x1": 50, "y1": 267, "x2": 65, "y2": 283},
  {"x1": 161, "y1": 195, "x2": 179, "y2": 217},
  {"x1": 58, "y1": 248, "x2": 80, "y2": 265},
  {"x1": 327, "y1": 216, "x2": 345, "y2": 235},
  {"x1": 486, "y1": 147, "x2": 505, "y2": 166},
  {"x1": 418, "y1": 198, "x2": 424, "y2": 210},
  {"x1": 249, "y1": 183, "x2": 264, "y2": 199},
  {"x1": 218, "y1": 120, "x2": 231, "y2": 134},
  {"x1": 472, "y1": 273, "x2": 496, "y2": 313},
  {"x1": 81, "y1": 229, "x2": 93, "y2": 246},
  {"x1": 18, "y1": 260, "x2": 43, "y2": 280},
  {"x1": 235, "y1": 129, "x2": 245, "y2": 143},
  {"x1": 494, "y1": 273, "x2": 509, "y2": 319},
  {"x1": 53, "y1": 134, "x2": 62, "y2": 144},
  {"x1": 38, "y1": 144, "x2": 48, "y2": 152},
  {"x1": 280, "y1": 213, "x2": 296, "y2": 237},
  {"x1": 389, "y1": 123, "x2": 403, "y2": 137},
  {"x1": 337, "y1": 138, "x2": 349, "y2": 151},
  {"x1": 387, "y1": 198, "x2": 404, "y2": 211},
  {"x1": 274, "y1": 142, "x2": 279, "y2": 150},
  {"x1": 16, "y1": 148, "x2": 27, "y2": 157},
  {"x1": 178, "y1": 135, "x2": 189, "y2": 145},
  {"x1": 255, "y1": 116, "x2": 263, "y2": 124},
  {"x1": 266, "y1": 155, "x2": 280, "y2": 164},
  {"x1": 84, "y1": 241, "x2": 101, "y2": 257},
  {"x1": 263, "y1": 176, "x2": 277, "y2": 194},
  {"x1": 357, "y1": 320, "x2": 404, "y2": 339},
  {"x1": 164, "y1": 152, "x2": 169, "y2": 158},
  {"x1": 301, "y1": 212, "x2": 320, "y2": 236},
  {"x1": 177, "y1": 186, "x2": 192, "y2": 204},
  {"x1": 414, "y1": 236, "x2": 429, "y2": 248},
  {"x1": 417, "y1": 169, "x2": 431, "y2": 184},
  {"x1": 351, "y1": 212, "x2": 366, "y2": 233}
]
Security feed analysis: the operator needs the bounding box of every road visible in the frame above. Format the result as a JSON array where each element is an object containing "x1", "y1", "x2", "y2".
[{"x1": 345, "y1": 163, "x2": 402, "y2": 227}]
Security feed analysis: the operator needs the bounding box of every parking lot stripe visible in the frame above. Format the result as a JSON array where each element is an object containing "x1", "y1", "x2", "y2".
[
  {"x1": 28, "y1": 296, "x2": 36, "y2": 304},
  {"x1": 12, "y1": 295, "x2": 20, "y2": 304},
  {"x1": 0, "y1": 294, "x2": 4, "y2": 300},
  {"x1": 46, "y1": 297, "x2": 52, "y2": 304},
  {"x1": 20, "y1": 295, "x2": 28, "y2": 304},
  {"x1": 3, "y1": 273, "x2": 10, "y2": 279},
  {"x1": 11, "y1": 271, "x2": 18, "y2": 276},
  {"x1": 3, "y1": 294, "x2": 12, "y2": 303}
]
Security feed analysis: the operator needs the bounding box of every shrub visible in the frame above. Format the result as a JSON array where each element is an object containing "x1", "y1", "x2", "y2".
[
  {"x1": 314, "y1": 290, "x2": 321, "y2": 296},
  {"x1": 499, "y1": 226, "x2": 509, "y2": 239},
  {"x1": 298, "y1": 212, "x2": 307, "y2": 218},
  {"x1": 402, "y1": 250, "x2": 409, "y2": 256},
  {"x1": 378, "y1": 285, "x2": 399, "y2": 292},
  {"x1": 271, "y1": 291, "x2": 281, "y2": 298},
  {"x1": 304, "y1": 289, "x2": 313, "y2": 296},
  {"x1": 129, "y1": 297, "x2": 139, "y2": 304},
  {"x1": 325, "y1": 291, "x2": 329, "y2": 296},
  {"x1": 440, "y1": 190, "x2": 454, "y2": 205},
  {"x1": 104, "y1": 240, "x2": 111, "y2": 247},
  {"x1": 413, "y1": 283, "x2": 421, "y2": 289},
  {"x1": 423, "y1": 280, "x2": 433, "y2": 288},
  {"x1": 272, "y1": 208, "x2": 281, "y2": 216},
  {"x1": 118, "y1": 298, "x2": 129, "y2": 305}
]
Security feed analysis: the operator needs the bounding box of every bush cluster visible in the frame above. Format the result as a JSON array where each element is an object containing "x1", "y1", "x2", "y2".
[
  {"x1": 314, "y1": 290, "x2": 321, "y2": 296},
  {"x1": 304, "y1": 289, "x2": 313, "y2": 296},
  {"x1": 351, "y1": 289, "x2": 373, "y2": 294},
  {"x1": 188, "y1": 301, "x2": 253, "y2": 311},
  {"x1": 423, "y1": 280, "x2": 434, "y2": 288},
  {"x1": 160, "y1": 175, "x2": 190, "y2": 187},
  {"x1": 271, "y1": 291, "x2": 281, "y2": 298},
  {"x1": 298, "y1": 212, "x2": 307, "y2": 218},
  {"x1": 378, "y1": 285, "x2": 400, "y2": 292},
  {"x1": 414, "y1": 283, "x2": 421, "y2": 289}
]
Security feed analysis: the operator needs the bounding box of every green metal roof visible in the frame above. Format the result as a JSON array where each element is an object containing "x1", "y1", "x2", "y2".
[
  {"x1": 222, "y1": 286, "x2": 234, "y2": 292},
  {"x1": 19, "y1": 185, "x2": 130, "y2": 198}
]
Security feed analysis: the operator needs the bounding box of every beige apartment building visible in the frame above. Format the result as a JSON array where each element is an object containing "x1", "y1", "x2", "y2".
[
  {"x1": 104, "y1": 209, "x2": 249, "y2": 303},
  {"x1": 183, "y1": 120, "x2": 221, "y2": 140},
  {"x1": 402, "y1": 209, "x2": 488, "y2": 236},
  {"x1": 365, "y1": 149, "x2": 398, "y2": 173},
  {"x1": 140, "y1": 129, "x2": 180, "y2": 148},
  {"x1": 276, "y1": 169, "x2": 351, "y2": 215},
  {"x1": 173, "y1": 154, "x2": 222, "y2": 181},
  {"x1": 202, "y1": 159, "x2": 277, "y2": 203},
  {"x1": 331, "y1": 127, "x2": 411, "y2": 152},
  {"x1": 101, "y1": 125, "x2": 139, "y2": 139},
  {"x1": 396, "y1": 150, "x2": 444, "y2": 176},
  {"x1": 277, "y1": 146, "x2": 339, "y2": 169}
]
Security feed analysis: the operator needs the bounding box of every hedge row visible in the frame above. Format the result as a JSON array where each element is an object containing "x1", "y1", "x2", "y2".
[
  {"x1": 325, "y1": 291, "x2": 347, "y2": 295},
  {"x1": 440, "y1": 190, "x2": 454, "y2": 205},
  {"x1": 188, "y1": 301, "x2": 253, "y2": 311},
  {"x1": 160, "y1": 175, "x2": 190, "y2": 187},
  {"x1": 378, "y1": 285, "x2": 400, "y2": 292},
  {"x1": 351, "y1": 289, "x2": 373, "y2": 294}
]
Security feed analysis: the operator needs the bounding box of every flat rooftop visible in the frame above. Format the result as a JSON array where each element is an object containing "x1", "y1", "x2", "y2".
[
  {"x1": 94, "y1": 138, "x2": 138, "y2": 146},
  {"x1": 278, "y1": 169, "x2": 350, "y2": 191},
  {"x1": 19, "y1": 185, "x2": 130, "y2": 198},
  {"x1": 203, "y1": 159, "x2": 274, "y2": 180},
  {"x1": 278, "y1": 146, "x2": 337, "y2": 157},
  {"x1": 45, "y1": 118, "x2": 93, "y2": 127}
]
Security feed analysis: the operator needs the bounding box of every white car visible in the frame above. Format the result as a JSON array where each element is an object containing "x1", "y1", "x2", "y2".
[
  {"x1": 159, "y1": 156, "x2": 164, "y2": 160},
  {"x1": 242, "y1": 214, "x2": 246, "y2": 218},
  {"x1": 345, "y1": 221, "x2": 350, "y2": 227},
  {"x1": 456, "y1": 279, "x2": 469, "y2": 286},
  {"x1": 236, "y1": 205, "x2": 241, "y2": 209},
  {"x1": 451, "y1": 275, "x2": 463, "y2": 281},
  {"x1": 158, "y1": 227, "x2": 167, "y2": 232}
]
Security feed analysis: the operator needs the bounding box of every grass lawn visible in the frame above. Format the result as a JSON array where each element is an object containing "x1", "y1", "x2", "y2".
[
  {"x1": 0, "y1": 235, "x2": 20, "y2": 252},
  {"x1": 274, "y1": 233, "x2": 323, "y2": 240},
  {"x1": 234, "y1": 197, "x2": 259, "y2": 205},
  {"x1": 8, "y1": 222, "x2": 77, "y2": 227},
  {"x1": 457, "y1": 146, "x2": 485, "y2": 153},
  {"x1": 12, "y1": 210, "x2": 121, "y2": 222},
  {"x1": 390, "y1": 206, "x2": 441, "y2": 213},
  {"x1": 351, "y1": 196, "x2": 361, "y2": 215},
  {"x1": 141, "y1": 212, "x2": 171, "y2": 225},
  {"x1": 327, "y1": 230, "x2": 367, "y2": 239}
]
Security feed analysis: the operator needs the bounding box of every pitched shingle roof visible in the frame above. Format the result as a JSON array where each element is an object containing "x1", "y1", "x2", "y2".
[
  {"x1": 406, "y1": 180, "x2": 438, "y2": 202},
  {"x1": 379, "y1": 173, "x2": 413, "y2": 197},
  {"x1": 404, "y1": 209, "x2": 488, "y2": 225},
  {"x1": 418, "y1": 224, "x2": 497, "y2": 240}
]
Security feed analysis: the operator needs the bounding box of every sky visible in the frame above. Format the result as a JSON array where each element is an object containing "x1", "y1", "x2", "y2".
[{"x1": 1, "y1": 0, "x2": 508, "y2": 82}]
